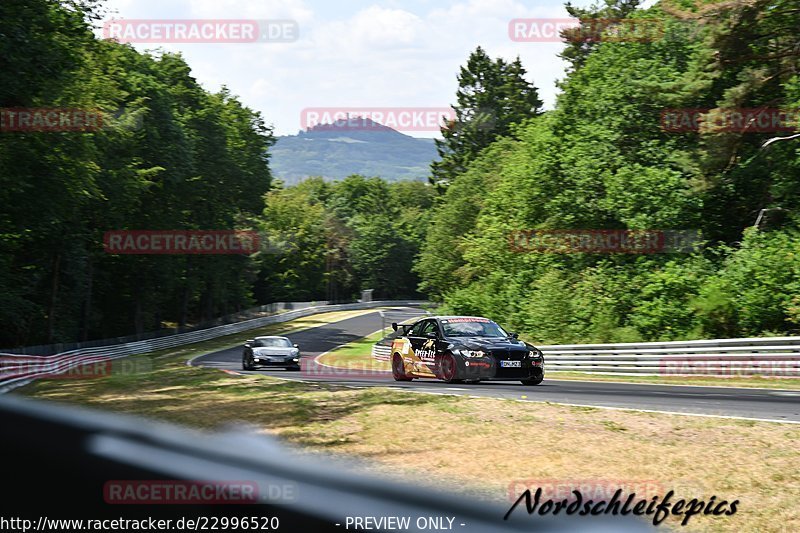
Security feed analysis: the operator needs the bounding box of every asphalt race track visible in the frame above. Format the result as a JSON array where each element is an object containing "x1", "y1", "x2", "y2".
[{"x1": 192, "y1": 309, "x2": 800, "y2": 423}]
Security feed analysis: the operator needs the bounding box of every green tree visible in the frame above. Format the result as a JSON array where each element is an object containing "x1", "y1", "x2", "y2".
[{"x1": 431, "y1": 47, "x2": 543, "y2": 187}]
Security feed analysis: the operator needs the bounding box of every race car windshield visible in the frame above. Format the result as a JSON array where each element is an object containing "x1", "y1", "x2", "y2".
[
  {"x1": 253, "y1": 338, "x2": 292, "y2": 348},
  {"x1": 441, "y1": 321, "x2": 508, "y2": 337}
]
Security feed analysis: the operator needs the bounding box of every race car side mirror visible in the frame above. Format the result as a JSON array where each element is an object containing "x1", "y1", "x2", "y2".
[
  {"x1": 510, "y1": 332, "x2": 519, "y2": 339},
  {"x1": 425, "y1": 331, "x2": 438, "y2": 339},
  {"x1": 391, "y1": 322, "x2": 398, "y2": 332},
  {"x1": 293, "y1": 344, "x2": 299, "y2": 348}
]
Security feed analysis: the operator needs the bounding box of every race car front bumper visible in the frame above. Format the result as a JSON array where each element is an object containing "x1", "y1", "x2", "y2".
[
  {"x1": 252, "y1": 355, "x2": 301, "y2": 367},
  {"x1": 460, "y1": 357, "x2": 543, "y2": 381}
]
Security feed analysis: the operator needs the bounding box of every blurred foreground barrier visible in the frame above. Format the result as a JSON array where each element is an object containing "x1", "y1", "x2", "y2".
[{"x1": 0, "y1": 395, "x2": 651, "y2": 531}]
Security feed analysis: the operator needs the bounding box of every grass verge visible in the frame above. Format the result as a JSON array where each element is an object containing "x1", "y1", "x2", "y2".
[
  {"x1": 316, "y1": 330, "x2": 390, "y2": 371},
  {"x1": 548, "y1": 372, "x2": 800, "y2": 390},
  {"x1": 17, "y1": 313, "x2": 800, "y2": 533}
]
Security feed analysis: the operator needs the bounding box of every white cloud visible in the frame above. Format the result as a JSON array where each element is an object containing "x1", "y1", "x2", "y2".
[
  {"x1": 315, "y1": 6, "x2": 423, "y2": 50},
  {"x1": 100, "y1": 0, "x2": 577, "y2": 137}
]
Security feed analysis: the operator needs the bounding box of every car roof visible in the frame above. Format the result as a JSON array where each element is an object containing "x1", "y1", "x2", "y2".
[
  {"x1": 414, "y1": 316, "x2": 493, "y2": 322},
  {"x1": 254, "y1": 335, "x2": 289, "y2": 340}
]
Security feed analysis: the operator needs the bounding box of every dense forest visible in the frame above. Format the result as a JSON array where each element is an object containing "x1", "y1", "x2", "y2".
[
  {"x1": 2, "y1": 0, "x2": 799, "y2": 348},
  {"x1": 0, "y1": 0, "x2": 432, "y2": 347},
  {"x1": 421, "y1": 0, "x2": 800, "y2": 343},
  {"x1": 255, "y1": 175, "x2": 434, "y2": 304},
  {"x1": 1, "y1": 0, "x2": 278, "y2": 346}
]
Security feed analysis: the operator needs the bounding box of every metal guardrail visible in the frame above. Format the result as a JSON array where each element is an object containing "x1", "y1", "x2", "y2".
[
  {"x1": 371, "y1": 344, "x2": 392, "y2": 362},
  {"x1": 3, "y1": 300, "x2": 336, "y2": 356},
  {"x1": 0, "y1": 300, "x2": 427, "y2": 393},
  {"x1": 538, "y1": 336, "x2": 800, "y2": 376},
  {"x1": 371, "y1": 335, "x2": 800, "y2": 377}
]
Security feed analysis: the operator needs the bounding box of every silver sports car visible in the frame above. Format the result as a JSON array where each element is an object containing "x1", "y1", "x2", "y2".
[{"x1": 242, "y1": 336, "x2": 301, "y2": 371}]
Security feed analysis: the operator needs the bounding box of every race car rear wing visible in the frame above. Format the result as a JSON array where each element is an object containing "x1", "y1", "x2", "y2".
[{"x1": 391, "y1": 322, "x2": 415, "y2": 335}]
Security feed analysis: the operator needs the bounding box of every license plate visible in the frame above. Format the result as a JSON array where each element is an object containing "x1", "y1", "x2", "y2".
[{"x1": 500, "y1": 360, "x2": 521, "y2": 368}]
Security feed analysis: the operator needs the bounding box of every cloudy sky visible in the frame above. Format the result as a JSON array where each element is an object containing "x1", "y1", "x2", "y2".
[{"x1": 97, "y1": 0, "x2": 622, "y2": 138}]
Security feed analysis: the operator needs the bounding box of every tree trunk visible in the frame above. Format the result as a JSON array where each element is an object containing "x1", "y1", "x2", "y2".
[
  {"x1": 46, "y1": 253, "x2": 61, "y2": 343},
  {"x1": 79, "y1": 261, "x2": 93, "y2": 341}
]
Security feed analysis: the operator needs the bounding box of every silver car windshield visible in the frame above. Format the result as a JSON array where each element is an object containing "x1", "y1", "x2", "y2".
[{"x1": 253, "y1": 338, "x2": 292, "y2": 348}]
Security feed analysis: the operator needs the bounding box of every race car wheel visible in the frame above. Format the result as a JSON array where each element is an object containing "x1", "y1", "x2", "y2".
[
  {"x1": 439, "y1": 353, "x2": 463, "y2": 384},
  {"x1": 521, "y1": 374, "x2": 544, "y2": 385},
  {"x1": 242, "y1": 352, "x2": 255, "y2": 371},
  {"x1": 392, "y1": 354, "x2": 413, "y2": 381}
]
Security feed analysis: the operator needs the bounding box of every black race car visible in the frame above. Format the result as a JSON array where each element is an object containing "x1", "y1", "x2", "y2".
[
  {"x1": 242, "y1": 336, "x2": 301, "y2": 371},
  {"x1": 389, "y1": 316, "x2": 544, "y2": 385}
]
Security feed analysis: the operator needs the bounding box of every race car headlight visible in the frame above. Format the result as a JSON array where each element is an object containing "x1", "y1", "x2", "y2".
[
  {"x1": 454, "y1": 349, "x2": 485, "y2": 358},
  {"x1": 290, "y1": 348, "x2": 300, "y2": 356}
]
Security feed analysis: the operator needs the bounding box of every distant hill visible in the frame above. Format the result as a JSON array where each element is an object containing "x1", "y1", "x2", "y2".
[{"x1": 270, "y1": 118, "x2": 439, "y2": 184}]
